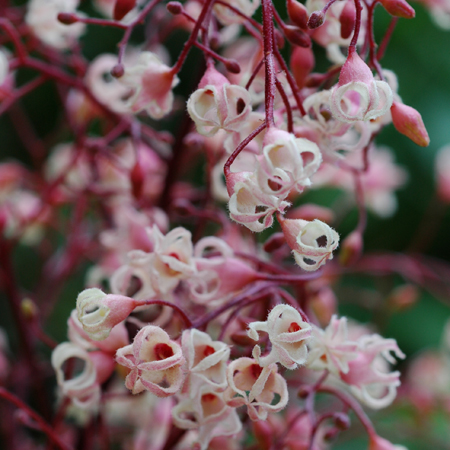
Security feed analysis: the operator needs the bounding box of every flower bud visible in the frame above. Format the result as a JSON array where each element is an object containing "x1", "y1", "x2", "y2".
[
  {"x1": 76, "y1": 288, "x2": 138, "y2": 341},
  {"x1": 283, "y1": 25, "x2": 311, "y2": 48},
  {"x1": 224, "y1": 59, "x2": 241, "y2": 74},
  {"x1": 263, "y1": 232, "x2": 286, "y2": 253},
  {"x1": 114, "y1": 0, "x2": 137, "y2": 20},
  {"x1": 391, "y1": 101, "x2": 429, "y2": 147},
  {"x1": 57, "y1": 12, "x2": 78, "y2": 25},
  {"x1": 339, "y1": 0, "x2": 356, "y2": 39},
  {"x1": 380, "y1": 0, "x2": 415, "y2": 18},
  {"x1": 333, "y1": 412, "x2": 351, "y2": 430},
  {"x1": 130, "y1": 160, "x2": 144, "y2": 200},
  {"x1": 339, "y1": 230, "x2": 363, "y2": 266},
  {"x1": 307, "y1": 10, "x2": 325, "y2": 29},
  {"x1": 111, "y1": 64, "x2": 124, "y2": 78},
  {"x1": 167, "y1": 1, "x2": 183, "y2": 14},
  {"x1": 252, "y1": 420, "x2": 273, "y2": 450},
  {"x1": 287, "y1": 0, "x2": 309, "y2": 29},
  {"x1": 89, "y1": 351, "x2": 116, "y2": 384},
  {"x1": 387, "y1": 284, "x2": 419, "y2": 311},
  {"x1": 290, "y1": 46, "x2": 315, "y2": 89}
]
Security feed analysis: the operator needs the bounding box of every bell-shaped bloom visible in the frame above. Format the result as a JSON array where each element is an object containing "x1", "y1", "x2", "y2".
[
  {"x1": 369, "y1": 434, "x2": 408, "y2": 450},
  {"x1": 68, "y1": 310, "x2": 129, "y2": 354},
  {"x1": 85, "y1": 54, "x2": 132, "y2": 114},
  {"x1": 299, "y1": 89, "x2": 371, "y2": 162},
  {"x1": 340, "y1": 334, "x2": 405, "y2": 409},
  {"x1": 188, "y1": 237, "x2": 259, "y2": 305},
  {"x1": 172, "y1": 386, "x2": 242, "y2": 450},
  {"x1": 256, "y1": 128, "x2": 322, "y2": 197},
  {"x1": 148, "y1": 225, "x2": 197, "y2": 294},
  {"x1": 307, "y1": 315, "x2": 359, "y2": 375},
  {"x1": 51, "y1": 342, "x2": 105, "y2": 410},
  {"x1": 187, "y1": 66, "x2": 252, "y2": 137},
  {"x1": 119, "y1": 51, "x2": 179, "y2": 119},
  {"x1": 26, "y1": 0, "x2": 85, "y2": 49},
  {"x1": 213, "y1": 0, "x2": 261, "y2": 25},
  {"x1": 228, "y1": 172, "x2": 290, "y2": 232},
  {"x1": 115, "y1": 325, "x2": 185, "y2": 397},
  {"x1": 76, "y1": 288, "x2": 138, "y2": 341},
  {"x1": 110, "y1": 250, "x2": 157, "y2": 300},
  {"x1": 181, "y1": 329, "x2": 230, "y2": 396},
  {"x1": 330, "y1": 48, "x2": 393, "y2": 123},
  {"x1": 279, "y1": 216, "x2": 340, "y2": 271},
  {"x1": 247, "y1": 304, "x2": 312, "y2": 369},
  {"x1": 224, "y1": 357, "x2": 288, "y2": 420}
]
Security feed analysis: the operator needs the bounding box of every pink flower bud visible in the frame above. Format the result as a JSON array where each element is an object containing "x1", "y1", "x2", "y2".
[
  {"x1": 339, "y1": 230, "x2": 363, "y2": 266},
  {"x1": 339, "y1": 0, "x2": 356, "y2": 39},
  {"x1": 380, "y1": 0, "x2": 415, "y2": 18},
  {"x1": 76, "y1": 288, "x2": 138, "y2": 341},
  {"x1": 283, "y1": 25, "x2": 311, "y2": 48},
  {"x1": 287, "y1": 0, "x2": 309, "y2": 29},
  {"x1": 290, "y1": 46, "x2": 315, "y2": 89},
  {"x1": 89, "y1": 350, "x2": 116, "y2": 384},
  {"x1": 307, "y1": 10, "x2": 325, "y2": 29},
  {"x1": 167, "y1": 1, "x2": 183, "y2": 14},
  {"x1": 390, "y1": 101, "x2": 429, "y2": 147},
  {"x1": 113, "y1": 0, "x2": 137, "y2": 20},
  {"x1": 309, "y1": 286, "x2": 337, "y2": 326},
  {"x1": 387, "y1": 284, "x2": 419, "y2": 311}
]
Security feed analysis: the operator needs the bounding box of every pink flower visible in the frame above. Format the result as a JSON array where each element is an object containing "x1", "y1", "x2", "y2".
[
  {"x1": 340, "y1": 334, "x2": 405, "y2": 409},
  {"x1": 227, "y1": 172, "x2": 290, "y2": 232},
  {"x1": 330, "y1": 48, "x2": 393, "y2": 123},
  {"x1": 115, "y1": 325, "x2": 185, "y2": 396},
  {"x1": 248, "y1": 304, "x2": 312, "y2": 369},
  {"x1": 256, "y1": 128, "x2": 322, "y2": 197},
  {"x1": 224, "y1": 357, "x2": 288, "y2": 420},
  {"x1": 76, "y1": 288, "x2": 138, "y2": 340},
  {"x1": 172, "y1": 386, "x2": 242, "y2": 450},
  {"x1": 279, "y1": 216, "x2": 339, "y2": 271},
  {"x1": 187, "y1": 66, "x2": 252, "y2": 137},
  {"x1": 307, "y1": 315, "x2": 359, "y2": 375},
  {"x1": 119, "y1": 51, "x2": 179, "y2": 119},
  {"x1": 181, "y1": 329, "x2": 230, "y2": 395}
]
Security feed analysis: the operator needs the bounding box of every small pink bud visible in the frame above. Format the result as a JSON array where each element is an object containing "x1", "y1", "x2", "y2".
[
  {"x1": 391, "y1": 101, "x2": 429, "y2": 147},
  {"x1": 307, "y1": 10, "x2": 325, "y2": 29},
  {"x1": 166, "y1": 1, "x2": 183, "y2": 14},
  {"x1": 284, "y1": 25, "x2": 311, "y2": 48},
  {"x1": 334, "y1": 412, "x2": 351, "y2": 430},
  {"x1": 339, "y1": 0, "x2": 356, "y2": 39},
  {"x1": 287, "y1": 0, "x2": 309, "y2": 29},
  {"x1": 380, "y1": 0, "x2": 415, "y2": 18},
  {"x1": 224, "y1": 59, "x2": 241, "y2": 74},
  {"x1": 290, "y1": 46, "x2": 315, "y2": 89},
  {"x1": 113, "y1": 0, "x2": 137, "y2": 20},
  {"x1": 310, "y1": 287, "x2": 337, "y2": 326},
  {"x1": 263, "y1": 232, "x2": 286, "y2": 253},
  {"x1": 111, "y1": 64, "x2": 124, "y2": 78},
  {"x1": 339, "y1": 231, "x2": 363, "y2": 266},
  {"x1": 387, "y1": 284, "x2": 419, "y2": 311},
  {"x1": 130, "y1": 160, "x2": 144, "y2": 200},
  {"x1": 57, "y1": 12, "x2": 78, "y2": 25},
  {"x1": 274, "y1": 29, "x2": 285, "y2": 49}
]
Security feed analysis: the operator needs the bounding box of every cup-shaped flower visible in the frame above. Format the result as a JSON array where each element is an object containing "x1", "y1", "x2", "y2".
[
  {"x1": 51, "y1": 342, "x2": 102, "y2": 410},
  {"x1": 223, "y1": 357, "x2": 288, "y2": 420},
  {"x1": 187, "y1": 66, "x2": 252, "y2": 137},
  {"x1": 330, "y1": 48, "x2": 393, "y2": 123},
  {"x1": 181, "y1": 329, "x2": 230, "y2": 396},
  {"x1": 76, "y1": 288, "x2": 138, "y2": 341},
  {"x1": 188, "y1": 237, "x2": 260, "y2": 305},
  {"x1": 247, "y1": 304, "x2": 312, "y2": 369},
  {"x1": 119, "y1": 51, "x2": 179, "y2": 119},
  {"x1": 279, "y1": 217, "x2": 339, "y2": 271},
  {"x1": 340, "y1": 334, "x2": 405, "y2": 409},
  {"x1": 115, "y1": 325, "x2": 185, "y2": 397},
  {"x1": 307, "y1": 315, "x2": 359, "y2": 375},
  {"x1": 256, "y1": 128, "x2": 322, "y2": 197},
  {"x1": 172, "y1": 386, "x2": 242, "y2": 450},
  {"x1": 228, "y1": 172, "x2": 290, "y2": 232}
]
